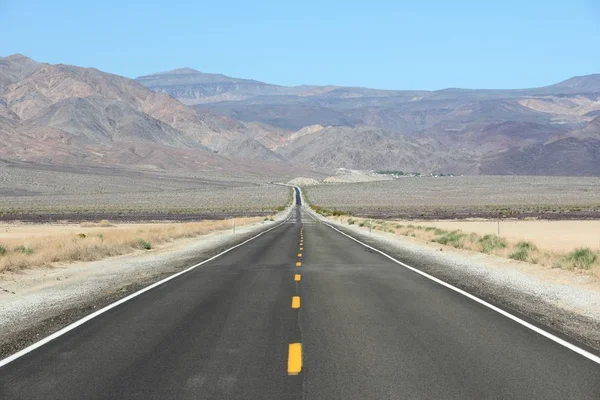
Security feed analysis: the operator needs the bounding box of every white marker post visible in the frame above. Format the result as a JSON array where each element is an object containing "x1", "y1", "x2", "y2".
[{"x1": 233, "y1": 219, "x2": 236, "y2": 234}]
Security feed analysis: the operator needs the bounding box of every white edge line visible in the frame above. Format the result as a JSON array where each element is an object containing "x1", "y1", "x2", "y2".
[
  {"x1": 299, "y1": 187, "x2": 600, "y2": 365},
  {"x1": 0, "y1": 210, "x2": 294, "y2": 369}
]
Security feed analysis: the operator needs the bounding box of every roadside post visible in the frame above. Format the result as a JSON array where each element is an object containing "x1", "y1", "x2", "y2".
[{"x1": 233, "y1": 219, "x2": 236, "y2": 234}]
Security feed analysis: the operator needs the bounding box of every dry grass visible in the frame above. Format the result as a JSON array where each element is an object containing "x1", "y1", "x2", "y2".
[
  {"x1": 334, "y1": 216, "x2": 600, "y2": 276},
  {"x1": 390, "y1": 219, "x2": 600, "y2": 252},
  {"x1": 0, "y1": 218, "x2": 263, "y2": 273}
]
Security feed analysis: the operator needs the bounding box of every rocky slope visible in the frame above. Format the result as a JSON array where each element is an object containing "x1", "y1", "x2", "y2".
[
  {"x1": 139, "y1": 68, "x2": 600, "y2": 175},
  {"x1": 0, "y1": 55, "x2": 311, "y2": 175},
  {"x1": 480, "y1": 117, "x2": 600, "y2": 176},
  {"x1": 278, "y1": 126, "x2": 477, "y2": 174},
  {"x1": 2, "y1": 54, "x2": 599, "y2": 176}
]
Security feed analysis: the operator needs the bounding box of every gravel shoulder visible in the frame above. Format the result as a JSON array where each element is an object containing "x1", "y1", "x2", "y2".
[
  {"x1": 0, "y1": 208, "x2": 292, "y2": 358},
  {"x1": 306, "y1": 207, "x2": 600, "y2": 354}
]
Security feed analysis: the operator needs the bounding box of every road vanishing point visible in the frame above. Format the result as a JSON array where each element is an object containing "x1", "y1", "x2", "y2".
[{"x1": 0, "y1": 188, "x2": 599, "y2": 399}]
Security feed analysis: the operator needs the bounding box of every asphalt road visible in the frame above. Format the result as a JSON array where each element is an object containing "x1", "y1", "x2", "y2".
[{"x1": 1, "y1": 205, "x2": 599, "y2": 399}]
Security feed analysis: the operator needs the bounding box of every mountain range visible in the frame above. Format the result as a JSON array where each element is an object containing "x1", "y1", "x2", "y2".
[
  {"x1": 0, "y1": 54, "x2": 302, "y2": 177},
  {"x1": 138, "y1": 67, "x2": 600, "y2": 175},
  {"x1": 1, "y1": 54, "x2": 599, "y2": 176}
]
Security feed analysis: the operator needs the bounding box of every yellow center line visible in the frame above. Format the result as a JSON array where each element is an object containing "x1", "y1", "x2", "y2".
[
  {"x1": 299, "y1": 247, "x2": 303, "y2": 251},
  {"x1": 292, "y1": 296, "x2": 301, "y2": 309},
  {"x1": 295, "y1": 274, "x2": 301, "y2": 281},
  {"x1": 296, "y1": 262, "x2": 302, "y2": 267},
  {"x1": 297, "y1": 253, "x2": 302, "y2": 257},
  {"x1": 288, "y1": 343, "x2": 302, "y2": 375}
]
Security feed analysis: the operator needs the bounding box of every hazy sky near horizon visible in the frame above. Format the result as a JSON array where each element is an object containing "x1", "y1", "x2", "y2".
[{"x1": 1, "y1": 0, "x2": 599, "y2": 90}]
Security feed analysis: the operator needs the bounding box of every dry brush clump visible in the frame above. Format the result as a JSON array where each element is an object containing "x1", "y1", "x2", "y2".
[
  {"x1": 331, "y1": 216, "x2": 600, "y2": 276},
  {"x1": 0, "y1": 218, "x2": 262, "y2": 273}
]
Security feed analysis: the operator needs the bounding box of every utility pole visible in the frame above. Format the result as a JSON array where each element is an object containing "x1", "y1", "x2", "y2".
[
  {"x1": 369, "y1": 218, "x2": 372, "y2": 234},
  {"x1": 497, "y1": 220, "x2": 500, "y2": 236}
]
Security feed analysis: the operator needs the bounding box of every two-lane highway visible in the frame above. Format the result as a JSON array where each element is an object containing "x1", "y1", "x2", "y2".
[{"x1": 1, "y1": 200, "x2": 599, "y2": 399}]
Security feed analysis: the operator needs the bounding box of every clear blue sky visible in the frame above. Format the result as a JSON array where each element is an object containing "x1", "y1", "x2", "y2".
[{"x1": 1, "y1": 0, "x2": 599, "y2": 90}]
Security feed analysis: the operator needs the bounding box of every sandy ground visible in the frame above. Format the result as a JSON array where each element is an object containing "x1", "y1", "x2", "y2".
[
  {"x1": 0, "y1": 207, "x2": 292, "y2": 357},
  {"x1": 395, "y1": 219, "x2": 600, "y2": 252}
]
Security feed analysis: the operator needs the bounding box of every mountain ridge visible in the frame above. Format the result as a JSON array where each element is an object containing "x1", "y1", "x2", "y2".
[
  {"x1": 2, "y1": 53, "x2": 600, "y2": 176},
  {"x1": 0, "y1": 55, "x2": 320, "y2": 177}
]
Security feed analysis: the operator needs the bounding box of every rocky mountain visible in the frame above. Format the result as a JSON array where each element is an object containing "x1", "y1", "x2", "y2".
[
  {"x1": 278, "y1": 126, "x2": 477, "y2": 174},
  {"x1": 3, "y1": 62, "x2": 247, "y2": 150},
  {"x1": 0, "y1": 55, "x2": 318, "y2": 176},
  {"x1": 2, "y1": 54, "x2": 599, "y2": 176},
  {"x1": 138, "y1": 68, "x2": 600, "y2": 175},
  {"x1": 0, "y1": 54, "x2": 41, "y2": 91},
  {"x1": 546, "y1": 74, "x2": 600, "y2": 94},
  {"x1": 478, "y1": 117, "x2": 600, "y2": 176},
  {"x1": 136, "y1": 68, "x2": 330, "y2": 105}
]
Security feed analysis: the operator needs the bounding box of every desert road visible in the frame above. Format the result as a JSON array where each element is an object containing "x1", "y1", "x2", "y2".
[{"x1": 1, "y1": 195, "x2": 599, "y2": 399}]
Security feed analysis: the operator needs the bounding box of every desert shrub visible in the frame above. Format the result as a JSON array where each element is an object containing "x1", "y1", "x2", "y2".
[
  {"x1": 137, "y1": 239, "x2": 152, "y2": 250},
  {"x1": 15, "y1": 245, "x2": 34, "y2": 255},
  {"x1": 78, "y1": 233, "x2": 87, "y2": 239},
  {"x1": 478, "y1": 235, "x2": 507, "y2": 253},
  {"x1": 0, "y1": 245, "x2": 6, "y2": 256},
  {"x1": 347, "y1": 218, "x2": 355, "y2": 225},
  {"x1": 509, "y1": 241, "x2": 537, "y2": 261},
  {"x1": 509, "y1": 248, "x2": 529, "y2": 261},
  {"x1": 515, "y1": 241, "x2": 537, "y2": 251},
  {"x1": 466, "y1": 233, "x2": 479, "y2": 244},
  {"x1": 433, "y1": 230, "x2": 465, "y2": 248},
  {"x1": 562, "y1": 248, "x2": 597, "y2": 270},
  {"x1": 358, "y1": 221, "x2": 366, "y2": 227}
]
